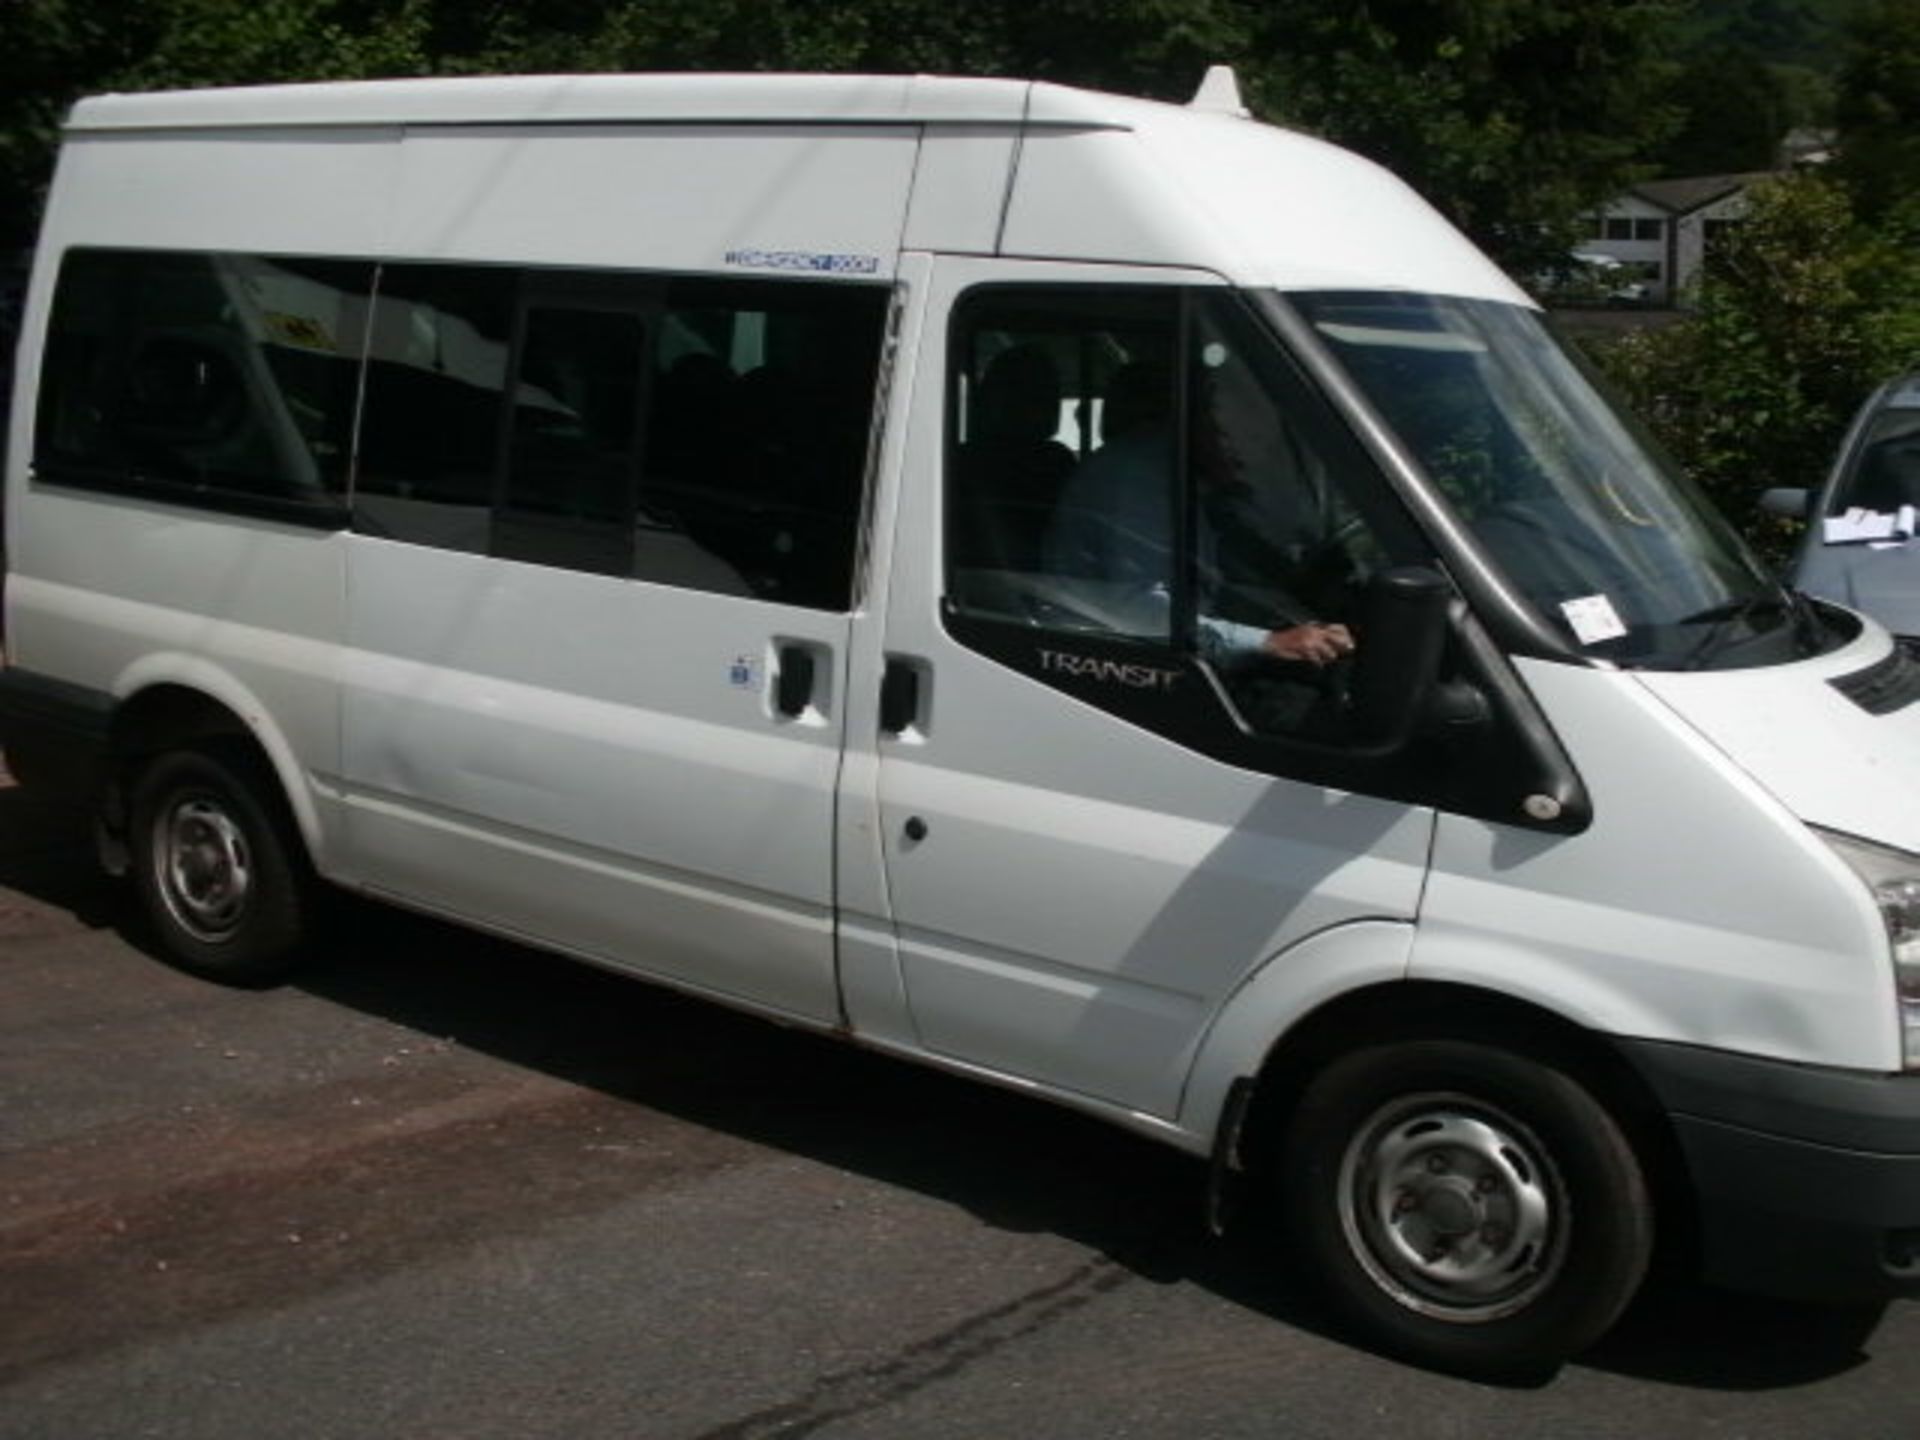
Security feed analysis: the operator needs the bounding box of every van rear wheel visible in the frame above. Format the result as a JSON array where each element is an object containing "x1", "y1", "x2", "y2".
[
  {"x1": 128, "y1": 745, "x2": 312, "y2": 984},
  {"x1": 1282, "y1": 1039, "x2": 1653, "y2": 1377}
]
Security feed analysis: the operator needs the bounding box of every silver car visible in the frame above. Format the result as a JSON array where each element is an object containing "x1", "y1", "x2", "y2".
[{"x1": 1764, "y1": 372, "x2": 1920, "y2": 644}]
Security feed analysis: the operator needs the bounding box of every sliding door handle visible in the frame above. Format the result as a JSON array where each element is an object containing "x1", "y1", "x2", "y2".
[
  {"x1": 775, "y1": 645, "x2": 817, "y2": 718},
  {"x1": 879, "y1": 658, "x2": 921, "y2": 735}
]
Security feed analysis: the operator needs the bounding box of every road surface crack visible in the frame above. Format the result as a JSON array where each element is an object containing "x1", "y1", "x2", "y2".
[{"x1": 691, "y1": 1256, "x2": 1133, "y2": 1439}]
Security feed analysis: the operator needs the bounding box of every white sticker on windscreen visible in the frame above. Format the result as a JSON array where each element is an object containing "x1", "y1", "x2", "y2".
[{"x1": 1560, "y1": 593, "x2": 1629, "y2": 646}]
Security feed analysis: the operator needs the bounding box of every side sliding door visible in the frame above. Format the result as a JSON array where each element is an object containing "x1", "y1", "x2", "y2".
[{"x1": 340, "y1": 262, "x2": 890, "y2": 1022}]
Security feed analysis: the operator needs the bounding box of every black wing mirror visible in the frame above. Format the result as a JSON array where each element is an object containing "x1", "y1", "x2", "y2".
[{"x1": 1348, "y1": 565, "x2": 1453, "y2": 749}]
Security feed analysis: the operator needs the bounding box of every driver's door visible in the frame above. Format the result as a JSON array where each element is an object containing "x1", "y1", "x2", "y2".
[{"x1": 866, "y1": 260, "x2": 1436, "y2": 1117}]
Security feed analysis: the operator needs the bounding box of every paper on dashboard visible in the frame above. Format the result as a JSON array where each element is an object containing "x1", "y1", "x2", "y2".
[{"x1": 1824, "y1": 505, "x2": 1917, "y2": 543}]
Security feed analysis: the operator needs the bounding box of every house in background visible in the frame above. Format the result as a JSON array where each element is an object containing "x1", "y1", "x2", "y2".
[{"x1": 1579, "y1": 172, "x2": 1773, "y2": 307}]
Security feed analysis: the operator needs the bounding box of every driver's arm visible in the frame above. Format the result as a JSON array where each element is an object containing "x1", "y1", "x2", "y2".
[
  {"x1": 1196, "y1": 614, "x2": 1353, "y2": 668},
  {"x1": 1262, "y1": 621, "x2": 1355, "y2": 666}
]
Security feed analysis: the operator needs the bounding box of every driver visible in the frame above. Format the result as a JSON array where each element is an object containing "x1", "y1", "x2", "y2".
[{"x1": 1043, "y1": 360, "x2": 1355, "y2": 668}]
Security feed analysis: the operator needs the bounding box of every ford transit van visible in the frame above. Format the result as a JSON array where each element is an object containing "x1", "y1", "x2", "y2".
[{"x1": 7, "y1": 69, "x2": 1920, "y2": 1375}]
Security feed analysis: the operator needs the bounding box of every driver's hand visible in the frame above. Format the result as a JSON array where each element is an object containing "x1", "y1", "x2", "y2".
[{"x1": 1263, "y1": 621, "x2": 1355, "y2": 667}]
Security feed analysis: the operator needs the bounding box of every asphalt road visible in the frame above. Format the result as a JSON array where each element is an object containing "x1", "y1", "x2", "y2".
[{"x1": 4, "y1": 765, "x2": 1919, "y2": 1439}]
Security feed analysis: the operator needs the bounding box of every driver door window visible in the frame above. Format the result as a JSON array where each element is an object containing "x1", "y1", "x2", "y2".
[
  {"x1": 946, "y1": 286, "x2": 1425, "y2": 744},
  {"x1": 948, "y1": 289, "x2": 1178, "y2": 642}
]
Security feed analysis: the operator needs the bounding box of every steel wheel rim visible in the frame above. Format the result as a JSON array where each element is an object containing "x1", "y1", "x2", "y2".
[
  {"x1": 1336, "y1": 1090, "x2": 1568, "y2": 1323},
  {"x1": 155, "y1": 794, "x2": 253, "y2": 942}
]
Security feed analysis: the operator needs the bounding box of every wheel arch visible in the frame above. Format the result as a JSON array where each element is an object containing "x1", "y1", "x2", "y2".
[
  {"x1": 1237, "y1": 979, "x2": 1698, "y2": 1272},
  {"x1": 103, "y1": 662, "x2": 322, "y2": 860}
]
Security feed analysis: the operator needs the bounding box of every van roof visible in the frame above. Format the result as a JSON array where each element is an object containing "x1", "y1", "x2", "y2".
[
  {"x1": 58, "y1": 73, "x2": 1529, "y2": 305},
  {"x1": 67, "y1": 73, "x2": 1160, "y2": 132}
]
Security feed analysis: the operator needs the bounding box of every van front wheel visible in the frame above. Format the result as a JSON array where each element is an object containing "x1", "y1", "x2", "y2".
[
  {"x1": 128, "y1": 746, "x2": 312, "y2": 984},
  {"x1": 1284, "y1": 1039, "x2": 1653, "y2": 1376}
]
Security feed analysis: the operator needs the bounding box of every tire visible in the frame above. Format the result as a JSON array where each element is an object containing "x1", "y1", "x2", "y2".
[
  {"x1": 1282, "y1": 1038, "x2": 1653, "y2": 1377},
  {"x1": 127, "y1": 744, "x2": 313, "y2": 984}
]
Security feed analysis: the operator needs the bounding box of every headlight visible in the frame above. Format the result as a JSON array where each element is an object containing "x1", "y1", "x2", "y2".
[{"x1": 1817, "y1": 828, "x2": 1920, "y2": 1068}]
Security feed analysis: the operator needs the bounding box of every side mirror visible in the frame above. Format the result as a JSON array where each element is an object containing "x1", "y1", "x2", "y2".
[
  {"x1": 1760, "y1": 487, "x2": 1811, "y2": 521},
  {"x1": 1348, "y1": 565, "x2": 1452, "y2": 749}
]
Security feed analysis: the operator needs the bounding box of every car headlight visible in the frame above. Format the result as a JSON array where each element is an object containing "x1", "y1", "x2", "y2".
[{"x1": 1817, "y1": 828, "x2": 1920, "y2": 1068}]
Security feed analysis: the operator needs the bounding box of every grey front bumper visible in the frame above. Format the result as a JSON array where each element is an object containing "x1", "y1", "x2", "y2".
[{"x1": 1622, "y1": 1038, "x2": 1920, "y2": 1301}]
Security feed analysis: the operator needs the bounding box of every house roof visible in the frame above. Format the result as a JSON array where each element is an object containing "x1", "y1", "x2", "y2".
[{"x1": 1630, "y1": 171, "x2": 1775, "y2": 216}]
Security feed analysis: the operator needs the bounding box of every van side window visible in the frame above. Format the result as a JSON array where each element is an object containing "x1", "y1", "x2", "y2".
[
  {"x1": 37, "y1": 249, "x2": 887, "y2": 604},
  {"x1": 34, "y1": 248, "x2": 370, "y2": 523},
  {"x1": 352, "y1": 264, "x2": 887, "y2": 608},
  {"x1": 639, "y1": 278, "x2": 889, "y2": 609},
  {"x1": 493, "y1": 284, "x2": 652, "y2": 578},
  {"x1": 946, "y1": 286, "x2": 1427, "y2": 746},
  {"x1": 948, "y1": 289, "x2": 1180, "y2": 639},
  {"x1": 354, "y1": 263, "x2": 517, "y2": 555}
]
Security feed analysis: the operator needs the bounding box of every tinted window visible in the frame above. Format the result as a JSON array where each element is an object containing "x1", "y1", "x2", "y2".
[
  {"x1": 493, "y1": 281, "x2": 652, "y2": 578},
  {"x1": 1187, "y1": 293, "x2": 1415, "y2": 735},
  {"x1": 948, "y1": 287, "x2": 1425, "y2": 741},
  {"x1": 1297, "y1": 290, "x2": 1788, "y2": 670},
  {"x1": 948, "y1": 289, "x2": 1178, "y2": 639},
  {"x1": 354, "y1": 263, "x2": 516, "y2": 553},
  {"x1": 35, "y1": 248, "x2": 370, "y2": 522},
  {"x1": 38, "y1": 249, "x2": 887, "y2": 605},
  {"x1": 639, "y1": 278, "x2": 888, "y2": 609}
]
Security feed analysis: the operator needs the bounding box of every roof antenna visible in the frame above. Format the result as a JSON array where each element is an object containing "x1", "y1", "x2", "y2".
[{"x1": 1189, "y1": 64, "x2": 1250, "y2": 118}]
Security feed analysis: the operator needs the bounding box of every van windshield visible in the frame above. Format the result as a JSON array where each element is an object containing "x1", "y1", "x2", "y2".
[{"x1": 1290, "y1": 291, "x2": 1826, "y2": 670}]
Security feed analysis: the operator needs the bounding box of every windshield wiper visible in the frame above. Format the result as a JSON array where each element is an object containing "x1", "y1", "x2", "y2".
[
  {"x1": 1677, "y1": 592, "x2": 1794, "y2": 670},
  {"x1": 1784, "y1": 586, "x2": 1828, "y2": 656}
]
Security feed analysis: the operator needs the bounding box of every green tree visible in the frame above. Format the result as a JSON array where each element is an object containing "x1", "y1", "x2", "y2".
[
  {"x1": 1246, "y1": 1, "x2": 1687, "y2": 272},
  {"x1": 1835, "y1": 0, "x2": 1920, "y2": 222},
  {"x1": 0, "y1": 1, "x2": 148, "y2": 251},
  {"x1": 0, "y1": 0, "x2": 430, "y2": 248},
  {"x1": 1658, "y1": 45, "x2": 1798, "y2": 173},
  {"x1": 1595, "y1": 173, "x2": 1920, "y2": 542},
  {"x1": 489, "y1": 0, "x2": 1257, "y2": 96},
  {"x1": 1594, "y1": 0, "x2": 1857, "y2": 194},
  {"x1": 113, "y1": 0, "x2": 430, "y2": 90}
]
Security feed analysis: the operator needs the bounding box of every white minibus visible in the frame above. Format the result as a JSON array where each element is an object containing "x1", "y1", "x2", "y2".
[{"x1": 7, "y1": 68, "x2": 1920, "y2": 1375}]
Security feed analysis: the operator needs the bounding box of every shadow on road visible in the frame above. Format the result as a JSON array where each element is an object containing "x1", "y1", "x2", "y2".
[
  {"x1": 0, "y1": 769, "x2": 112, "y2": 925},
  {"x1": 0, "y1": 775, "x2": 1892, "y2": 1391},
  {"x1": 1586, "y1": 1281, "x2": 1881, "y2": 1389},
  {"x1": 297, "y1": 896, "x2": 1901, "y2": 1393}
]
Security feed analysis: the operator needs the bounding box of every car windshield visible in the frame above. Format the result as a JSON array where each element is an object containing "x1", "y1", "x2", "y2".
[
  {"x1": 1290, "y1": 291, "x2": 1818, "y2": 670},
  {"x1": 1831, "y1": 396, "x2": 1920, "y2": 515}
]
